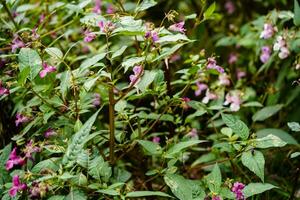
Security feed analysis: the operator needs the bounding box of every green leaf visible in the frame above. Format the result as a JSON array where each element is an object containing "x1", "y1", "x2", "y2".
[
  {"x1": 65, "y1": 189, "x2": 87, "y2": 200},
  {"x1": 63, "y1": 110, "x2": 100, "y2": 166},
  {"x1": 243, "y1": 183, "x2": 277, "y2": 198},
  {"x1": 254, "y1": 134, "x2": 287, "y2": 148},
  {"x1": 204, "y1": 2, "x2": 216, "y2": 19},
  {"x1": 137, "y1": 140, "x2": 162, "y2": 155},
  {"x1": 256, "y1": 128, "x2": 297, "y2": 145},
  {"x1": 97, "y1": 189, "x2": 119, "y2": 196},
  {"x1": 165, "y1": 140, "x2": 205, "y2": 158},
  {"x1": 206, "y1": 164, "x2": 222, "y2": 193},
  {"x1": 126, "y1": 191, "x2": 172, "y2": 198},
  {"x1": 79, "y1": 53, "x2": 106, "y2": 72},
  {"x1": 45, "y1": 47, "x2": 63, "y2": 60},
  {"x1": 18, "y1": 48, "x2": 42, "y2": 80},
  {"x1": 164, "y1": 174, "x2": 205, "y2": 200},
  {"x1": 221, "y1": 114, "x2": 249, "y2": 140},
  {"x1": 122, "y1": 56, "x2": 145, "y2": 72},
  {"x1": 136, "y1": 0, "x2": 157, "y2": 12},
  {"x1": 83, "y1": 76, "x2": 98, "y2": 91},
  {"x1": 112, "y1": 46, "x2": 128, "y2": 59},
  {"x1": 241, "y1": 150, "x2": 265, "y2": 182},
  {"x1": 287, "y1": 122, "x2": 300, "y2": 132},
  {"x1": 138, "y1": 111, "x2": 174, "y2": 122},
  {"x1": 59, "y1": 71, "x2": 71, "y2": 98},
  {"x1": 153, "y1": 43, "x2": 185, "y2": 62},
  {"x1": 291, "y1": 152, "x2": 300, "y2": 158},
  {"x1": 136, "y1": 70, "x2": 156, "y2": 92},
  {"x1": 88, "y1": 156, "x2": 112, "y2": 182},
  {"x1": 48, "y1": 195, "x2": 66, "y2": 200},
  {"x1": 112, "y1": 16, "x2": 145, "y2": 36},
  {"x1": 252, "y1": 104, "x2": 283, "y2": 122},
  {"x1": 31, "y1": 158, "x2": 60, "y2": 173},
  {"x1": 158, "y1": 34, "x2": 190, "y2": 43},
  {"x1": 294, "y1": 0, "x2": 300, "y2": 26}
]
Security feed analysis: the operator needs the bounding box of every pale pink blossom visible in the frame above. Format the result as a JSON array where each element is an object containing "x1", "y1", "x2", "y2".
[
  {"x1": 260, "y1": 46, "x2": 271, "y2": 63},
  {"x1": 152, "y1": 137, "x2": 160, "y2": 143},
  {"x1": 224, "y1": 92, "x2": 242, "y2": 112},
  {"x1": 98, "y1": 21, "x2": 115, "y2": 33},
  {"x1": 187, "y1": 128, "x2": 198, "y2": 138},
  {"x1": 218, "y1": 74, "x2": 230, "y2": 86},
  {"x1": 195, "y1": 82, "x2": 208, "y2": 96},
  {"x1": 39, "y1": 62, "x2": 57, "y2": 78},
  {"x1": 130, "y1": 65, "x2": 144, "y2": 85},
  {"x1": 273, "y1": 36, "x2": 290, "y2": 59},
  {"x1": 181, "y1": 97, "x2": 191, "y2": 110},
  {"x1": 225, "y1": 1, "x2": 235, "y2": 15},
  {"x1": 206, "y1": 57, "x2": 224, "y2": 73},
  {"x1": 83, "y1": 30, "x2": 96, "y2": 42},
  {"x1": 145, "y1": 31, "x2": 159, "y2": 43},
  {"x1": 23, "y1": 140, "x2": 41, "y2": 159},
  {"x1": 106, "y1": 4, "x2": 114, "y2": 14},
  {"x1": 44, "y1": 128, "x2": 56, "y2": 138},
  {"x1": 11, "y1": 35, "x2": 25, "y2": 52},
  {"x1": 202, "y1": 89, "x2": 218, "y2": 104},
  {"x1": 260, "y1": 23, "x2": 276, "y2": 39},
  {"x1": 231, "y1": 182, "x2": 245, "y2": 200},
  {"x1": 168, "y1": 21, "x2": 186, "y2": 33},
  {"x1": 92, "y1": 93, "x2": 101, "y2": 107},
  {"x1": 236, "y1": 69, "x2": 246, "y2": 80},
  {"x1": 228, "y1": 53, "x2": 238, "y2": 64},
  {"x1": 93, "y1": 0, "x2": 102, "y2": 14}
]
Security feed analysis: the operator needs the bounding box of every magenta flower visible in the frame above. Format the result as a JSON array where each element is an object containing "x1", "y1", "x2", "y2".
[
  {"x1": 195, "y1": 82, "x2": 208, "y2": 96},
  {"x1": 93, "y1": 0, "x2": 102, "y2": 14},
  {"x1": 206, "y1": 57, "x2": 224, "y2": 73},
  {"x1": 260, "y1": 23, "x2": 276, "y2": 39},
  {"x1": 11, "y1": 35, "x2": 25, "y2": 52},
  {"x1": 83, "y1": 30, "x2": 96, "y2": 42},
  {"x1": 92, "y1": 93, "x2": 101, "y2": 107},
  {"x1": 145, "y1": 30, "x2": 159, "y2": 43},
  {"x1": 23, "y1": 140, "x2": 41, "y2": 159},
  {"x1": 152, "y1": 136, "x2": 160, "y2": 143},
  {"x1": 98, "y1": 21, "x2": 115, "y2": 33},
  {"x1": 5, "y1": 148, "x2": 25, "y2": 171},
  {"x1": 228, "y1": 53, "x2": 238, "y2": 64},
  {"x1": 44, "y1": 128, "x2": 56, "y2": 138},
  {"x1": 0, "y1": 81, "x2": 9, "y2": 96},
  {"x1": 260, "y1": 46, "x2": 271, "y2": 63},
  {"x1": 106, "y1": 4, "x2": 114, "y2": 14},
  {"x1": 29, "y1": 182, "x2": 48, "y2": 199},
  {"x1": 202, "y1": 89, "x2": 218, "y2": 104},
  {"x1": 15, "y1": 113, "x2": 29, "y2": 127},
  {"x1": 236, "y1": 69, "x2": 246, "y2": 80},
  {"x1": 231, "y1": 182, "x2": 245, "y2": 200},
  {"x1": 168, "y1": 21, "x2": 186, "y2": 33},
  {"x1": 225, "y1": 0, "x2": 235, "y2": 15},
  {"x1": 212, "y1": 196, "x2": 222, "y2": 200},
  {"x1": 130, "y1": 65, "x2": 144, "y2": 85},
  {"x1": 39, "y1": 62, "x2": 57, "y2": 78},
  {"x1": 224, "y1": 92, "x2": 242, "y2": 112},
  {"x1": 218, "y1": 74, "x2": 230, "y2": 86},
  {"x1": 9, "y1": 175, "x2": 27, "y2": 197}
]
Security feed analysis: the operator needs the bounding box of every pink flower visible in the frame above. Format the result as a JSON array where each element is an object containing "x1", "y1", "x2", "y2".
[
  {"x1": 152, "y1": 137, "x2": 160, "y2": 143},
  {"x1": 5, "y1": 148, "x2": 25, "y2": 171},
  {"x1": 228, "y1": 53, "x2": 238, "y2": 64},
  {"x1": 32, "y1": 28, "x2": 40, "y2": 39},
  {"x1": 39, "y1": 13, "x2": 45, "y2": 24},
  {"x1": 225, "y1": 1, "x2": 235, "y2": 15},
  {"x1": 39, "y1": 62, "x2": 57, "y2": 78},
  {"x1": 92, "y1": 93, "x2": 101, "y2": 107},
  {"x1": 202, "y1": 89, "x2": 218, "y2": 104},
  {"x1": 106, "y1": 4, "x2": 114, "y2": 14},
  {"x1": 145, "y1": 31, "x2": 159, "y2": 43},
  {"x1": 98, "y1": 21, "x2": 115, "y2": 33},
  {"x1": 260, "y1": 23, "x2": 276, "y2": 39},
  {"x1": 224, "y1": 92, "x2": 242, "y2": 112},
  {"x1": 195, "y1": 82, "x2": 208, "y2": 96},
  {"x1": 236, "y1": 69, "x2": 246, "y2": 80},
  {"x1": 206, "y1": 57, "x2": 224, "y2": 73},
  {"x1": 44, "y1": 128, "x2": 56, "y2": 138},
  {"x1": 231, "y1": 182, "x2": 245, "y2": 200},
  {"x1": 278, "y1": 46, "x2": 290, "y2": 59},
  {"x1": 9, "y1": 175, "x2": 27, "y2": 197},
  {"x1": 273, "y1": 36, "x2": 290, "y2": 59},
  {"x1": 218, "y1": 74, "x2": 230, "y2": 86},
  {"x1": 23, "y1": 140, "x2": 41, "y2": 159},
  {"x1": 15, "y1": 113, "x2": 29, "y2": 127},
  {"x1": 11, "y1": 35, "x2": 25, "y2": 52},
  {"x1": 130, "y1": 65, "x2": 144, "y2": 85},
  {"x1": 181, "y1": 97, "x2": 191, "y2": 110},
  {"x1": 93, "y1": 0, "x2": 102, "y2": 14},
  {"x1": 260, "y1": 46, "x2": 271, "y2": 63},
  {"x1": 187, "y1": 128, "x2": 197, "y2": 138},
  {"x1": 168, "y1": 21, "x2": 186, "y2": 33},
  {"x1": 29, "y1": 182, "x2": 48, "y2": 199},
  {"x1": 0, "y1": 81, "x2": 9, "y2": 96},
  {"x1": 83, "y1": 30, "x2": 96, "y2": 42},
  {"x1": 212, "y1": 196, "x2": 222, "y2": 200},
  {"x1": 169, "y1": 54, "x2": 181, "y2": 63}
]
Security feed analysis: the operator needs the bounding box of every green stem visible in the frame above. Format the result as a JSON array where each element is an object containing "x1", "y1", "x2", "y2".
[
  {"x1": 108, "y1": 86, "x2": 115, "y2": 164},
  {"x1": 1, "y1": 0, "x2": 19, "y2": 29}
]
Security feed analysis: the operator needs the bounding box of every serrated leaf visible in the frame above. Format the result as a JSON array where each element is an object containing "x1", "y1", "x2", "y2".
[
  {"x1": 294, "y1": 0, "x2": 300, "y2": 26},
  {"x1": 221, "y1": 114, "x2": 249, "y2": 140},
  {"x1": 45, "y1": 47, "x2": 63, "y2": 60},
  {"x1": 136, "y1": 70, "x2": 156, "y2": 92},
  {"x1": 243, "y1": 183, "x2": 277, "y2": 198},
  {"x1": 252, "y1": 104, "x2": 283, "y2": 122},
  {"x1": 79, "y1": 53, "x2": 106, "y2": 72},
  {"x1": 137, "y1": 140, "x2": 162, "y2": 155},
  {"x1": 88, "y1": 156, "x2": 112, "y2": 182},
  {"x1": 122, "y1": 57, "x2": 145, "y2": 72},
  {"x1": 256, "y1": 128, "x2": 297, "y2": 145},
  {"x1": 241, "y1": 150, "x2": 265, "y2": 182},
  {"x1": 165, "y1": 140, "x2": 205, "y2": 158},
  {"x1": 135, "y1": 0, "x2": 157, "y2": 12},
  {"x1": 254, "y1": 134, "x2": 287, "y2": 148},
  {"x1": 206, "y1": 164, "x2": 222, "y2": 193},
  {"x1": 65, "y1": 189, "x2": 87, "y2": 200},
  {"x1": 31, "y1": 158, "x2": 60, "y2": 173},
  {"x1": 153, "y1": 43, "x2": 185, "y2": 62},
  {"x1": 18, "y1": 48, "x2": 42, "y2": 80},
  {"x1": 126, "y1": 191, "x2": 172, "y2": 198}
]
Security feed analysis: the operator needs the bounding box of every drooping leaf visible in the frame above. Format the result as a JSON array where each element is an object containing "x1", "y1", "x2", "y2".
[
  {"x1": 122, "y1": 56, "x2": 145, "y2": 72},
  {"x1": 241, "y1": 150, "x2": 265, "y2": 182},
  {"x1": 252, "y1": 104, "x2": 283, "y2": 122},
  {"x1": 135, "y1": 0, "x2": 157, "y2": 12},
  {"x1": 221, "y1": 114, "x2": 249, "y2": 140},
  {"x1": 136, "y1": 70, "x2": 156, "y2": 92}
]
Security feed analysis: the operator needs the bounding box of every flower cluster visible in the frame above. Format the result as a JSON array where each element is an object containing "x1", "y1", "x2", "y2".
[
  {"x1": 260, "y1": 23, "x2": 276, "y2": 39},
  {"x1": 9, "y1": 175, "x2": 27, "y2": 197},
  {"x1": 273, "y1": 36, "x2": 290, "y2": 59},
  {"x1": 224, "y1": 92, "x2": 242, "y2": 112},
  {"x1": 260, "y1": 46, "x2": 271, "y2": 63},
  {"x1": 15, "y1": 113, "x2": 30, "y2": 127},
  {"x1": 231, "y1": 182, "x2": 245, "y2": 200},
  {"x1": 206, "y1": 57, "x2": 224, "y2": 73},
  {"x1": 145, "y1": 30, "x2": 159, "y2": 43},
  {"x1": 5, "y1": 148, "x2": 25, "y2": 170},
  {"x1": 0, "y1": 81, "x2": 9, "y2": 96},
  {"x1": 129, "y1": 65, "x2": 144, "y2": 85}
]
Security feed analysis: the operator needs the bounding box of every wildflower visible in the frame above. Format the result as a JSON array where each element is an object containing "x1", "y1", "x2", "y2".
[
  {"x1": 11, "y1": 35, "x2": 25, "y2": 52},
  {"x1": 83, "y1": 30, "x2": 96, "y2": 42},
  {"x1": 92, "y1": 93, "x2": 101, "y2": 107},
  {"x1": 202, "y1": 89, "x2": 218, "y2": 104},
  {"x1": 273, "y1": 36, "x2": 290, "y2": 59},
  {"x1": 9, "y1": 175, "x2": 27, "y2": 197},
  {"x1": 169, "y1": 54, "x2": 181, "y2": 63},
  {"x1": 106, "y1": 4, "x2": 114, "y2": 14},
  {"x1": 23, "y1": 140, "x2": 41, "y2": 159},
  {"x1": 181, "y1": 97, "x2": 191, "y2": 110},
  {"x1": 93, "y1": 0, "x2": 102, "y2": 14},
  {"x1": 15, "y1": 113, "x2": 29, "y2": 127},
  {"x1": 98, "y1": 21, "x2": 115, "y2": 33},
  {"x1": 236, "y1": 69, "x2": 246, "y2": 80},
  {"x1": 231, "y1": 182, "x2": 245, "y2": 200},
  {"x1": 130, "y1": 65, "x2": 144, "y2": 85},
  {"x1": 32, "y1": 28, "x2": 40, "y2": 39},
  {"x1": 39, "y1": 13, "x2": 45, "y2": 24},
  {"x1": 260, "y1": 23, "x2": 276, "y2": 39},
  {"x1": 145, "y1": 30, "x2": 159, "y2": 43},
  {"x1": 206, "y1": 57, "x2": 224, "y2": 73},
  {"x1": 228, "y1": 53, "x2": 238, "y2": 64},
  {"x1": 0, "y1": 81, "x2": 9, "y2": 96},
  {"x1": 39, "y1": 62, "x2": 57, "y2": 78},
  {"x1": 218, "y1": 74, "x2": 230, "y2": 86},
  {"x1": 224, "y1": 92, "x2": 242, "y2": 112},
  {"x1": 195, "y1": 82, "x2": 208, "y2": 96},
  {"x1": 168, "y1": 21, "x2": 186, "y2": 33},
  {"x1": 5, "y1": 148, "x2": 25, "y2": 171},
  {"x1": 225, "y1": 0, "x2": 235, "y2": 15},
  {"x1": 187, "y1": 128, "x2": 198, "y2": 138},
  {"x1": 260, "y1": 46, "x2": 271, "y2": 63},
  {"x1": 212, "y1": 196, "x2": 222, "y2": 200},
  {"x1": 30, "y1": 182, "x2": 48, "y2": 199},
  {"x1": 152, "y1": 137, "x2": 160, "y2": 143},
  {"x1": 44, "y1": 128, "x2": 56, "y2": 138}
]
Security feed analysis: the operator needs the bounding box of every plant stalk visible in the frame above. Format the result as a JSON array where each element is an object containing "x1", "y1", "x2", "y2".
[{"x1": 108, "y1": 86, "x2": 115, "y2": 164}]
